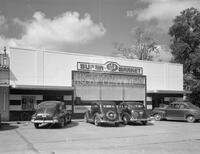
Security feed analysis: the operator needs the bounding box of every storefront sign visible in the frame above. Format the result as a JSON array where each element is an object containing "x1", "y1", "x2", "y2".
[
  {"x1": 77, "y1": 61, "x2": 143, "y2": 75},
  {"x1": 73, "y1": 71, "x2": 145, "y2": 87},
  {"x1": 74, "y1": 105, "x2": 91, "y2": 113},
  {"x1": 0, "y1": 54, "x2": 9, "y2": 85}
]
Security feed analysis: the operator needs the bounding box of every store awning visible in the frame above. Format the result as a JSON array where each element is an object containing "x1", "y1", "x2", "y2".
[{"x1": 10, "y1": 85, "x2": 74, "y2": 91}]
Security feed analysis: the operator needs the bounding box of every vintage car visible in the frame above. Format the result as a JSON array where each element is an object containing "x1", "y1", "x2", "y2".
[
  {"x1": 151, "y1": 101, "x2": 200, "y2": 123},
  {"x1": 119, "y1": 102, "x2": 150, "y2": 125},
  {"x1": 0, "y1": 113, "x2": 1, "y2": 127},
  {"x1": 31, "y1": 101, "x2": 72, "y2": 128},
  {"x1": 84, "y1": 101, "x2": 122, "y2": 126}
]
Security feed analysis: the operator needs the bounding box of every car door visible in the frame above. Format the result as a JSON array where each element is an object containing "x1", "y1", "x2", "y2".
[
  {"x1": 178, "y1": 103, "x2": 190, "y2": 120},
  {"x1": 165, "y1": 103, "x2": 181, "y2": 120}
]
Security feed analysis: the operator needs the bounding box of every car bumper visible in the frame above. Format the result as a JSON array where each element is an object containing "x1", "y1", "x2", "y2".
[
  {"x1": 99, "y1": 119, "x2": 122, "y2": 124},
  {"x1": 31, "y1": 119, "x2": 59, "y2": 124},
  {"x1": 129, "y1": 117, "x2": 152, "y2": 122}
]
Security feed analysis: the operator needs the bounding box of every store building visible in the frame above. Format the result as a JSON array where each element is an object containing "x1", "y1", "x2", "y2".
[{"x1": 0, "y1": 47, "x2": 188, "y2": 121}]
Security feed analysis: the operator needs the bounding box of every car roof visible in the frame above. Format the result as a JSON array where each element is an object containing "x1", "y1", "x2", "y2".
[{"x1": 38, "y1": 101, "x2": 64, "y2": 108}]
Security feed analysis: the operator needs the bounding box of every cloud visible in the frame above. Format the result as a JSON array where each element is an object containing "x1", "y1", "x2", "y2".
[
  {"x1": 0, "y1": 11, "x2": 106, "y2": 50},
  {"x1": 135, "y1": 0, "x2": 200, "y2": 31}
]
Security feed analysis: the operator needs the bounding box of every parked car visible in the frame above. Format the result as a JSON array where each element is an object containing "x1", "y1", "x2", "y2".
[
  {"x1": 151, "y1": 101, "x2": 200, "y2": 123},
  {"x1": 84, "y1": 101, "x2": 122, "y2": 126},
  {"x1": 0, "y1": 113, "x2": 1, "y2": 128},
  {"x1": 31, "y1": 101, "x2": 72, "y2": 128},
  {"x1": 119, "y1": 102, "x2": 150, "y2": 125}
]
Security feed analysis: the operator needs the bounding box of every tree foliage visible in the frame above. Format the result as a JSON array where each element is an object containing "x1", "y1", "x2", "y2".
[
  {"x1": 169, "y1": 7, "x2": 200, "y2": 105},
  {"x1": 113, "y1": 27, "x2": 159, "y2": 61}
]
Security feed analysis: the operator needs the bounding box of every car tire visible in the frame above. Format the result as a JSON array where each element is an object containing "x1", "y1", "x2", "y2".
[
  {"x1": 34, "y1": 123, "x2": 40, "y2": 129},
  {"x1": 186, "y1": 115, "x2": 195, "y2": 123},
  {"x1": 60, "y1": 118, "x2": 65, "y2": 128},
  {"x1": 122, "y1": 115, "x2": 128, "y2": 125},
  {"x1": 94, "y1": 116, "x2": 100, "y2": 126},
  {"x1": 84, "y1": 113, "x2": 89, "y2": 123},
  {"x1": 154, "y1": 114, "x2": 162, "y2": 121}
]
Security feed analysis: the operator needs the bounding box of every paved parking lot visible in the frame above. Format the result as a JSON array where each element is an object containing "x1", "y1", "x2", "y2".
[{"x1": 1, "y1": 120, "x2": 200, "y2": 154}]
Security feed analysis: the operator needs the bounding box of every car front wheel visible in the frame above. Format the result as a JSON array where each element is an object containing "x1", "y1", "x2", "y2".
[
  {"x1": 122, "y1": 115, "x2": 128, "y2": 125},
  {"x1": 186, "y1": 115, "x2": 195, "y2": 123},
  {"x1": 154, "y1": 114, "x2": 162, "y2": 121},
  {"x1": 60, "y1": 118, "x2": 65, "y2": 128},
  {"x1": 94, "y1": 116, "x2": 100, "y2": 126},
  {"x1": 84, "y1": 113, "x2": 89, "y2": 123},
  {"x1": 34, "y1": 123, "x2": 40, "y2": 129}
]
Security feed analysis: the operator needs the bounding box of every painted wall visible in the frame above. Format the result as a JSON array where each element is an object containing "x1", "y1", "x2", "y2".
[{"x1": 9, "y1": 47, "x2": 183, "y2": 91}]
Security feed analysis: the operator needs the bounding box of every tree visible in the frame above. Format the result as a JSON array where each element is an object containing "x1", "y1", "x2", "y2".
[
  {"x1": 113, "y1": 27, "x2": 159, "y2": 61},
  {"x1": 169, "y1": 7, "x2": 200, "y2": 105}
]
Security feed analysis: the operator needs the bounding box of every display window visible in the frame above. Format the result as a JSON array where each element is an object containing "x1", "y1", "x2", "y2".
[{"x1": 21, "y1": 96, "x2": 36, "y2": 111}]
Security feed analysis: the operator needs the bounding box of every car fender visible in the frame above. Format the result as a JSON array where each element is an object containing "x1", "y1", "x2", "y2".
[
  {"x1": 152, "y1": 110, "x2": 166, "y2": 118},
  {"x1": 121, "y1": 112, "x2": 131, "y2": 121},
  {"x1": 184, "y1": 113, "x2": 195, "y2": 120},
  {"x1": 93, "y1": 112, "x2": 101, "y2": 121}
]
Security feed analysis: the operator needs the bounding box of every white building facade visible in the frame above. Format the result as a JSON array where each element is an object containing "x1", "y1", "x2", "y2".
[{"x1": 0, "y1": 47, "x2": 186, "y2": 121}]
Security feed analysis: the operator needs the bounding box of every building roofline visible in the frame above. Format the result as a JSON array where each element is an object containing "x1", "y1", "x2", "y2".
[
  {"x1": 9, "y1": 46, "x2": 182, "y2": 66},
  {"x1": 10, "y1": 84, "x2": 74, "y2": 91}
]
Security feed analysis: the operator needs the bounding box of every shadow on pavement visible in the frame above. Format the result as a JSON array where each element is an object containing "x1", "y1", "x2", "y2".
[
  {"x1": 0, "y1": 123, "x2": 19, "y2": 131},
  {"x1": 36, "y1": 121, "x2": 79, "y2": 129},
  {"x1": 162, "y1": 119, "x2": 200, "y2": 123},
  {"x1": 128, "y1": 122, "x2": 154, "y2": 126},
  {"x1": 98, "y1": 123, "x2": 125, "y2": 128}
]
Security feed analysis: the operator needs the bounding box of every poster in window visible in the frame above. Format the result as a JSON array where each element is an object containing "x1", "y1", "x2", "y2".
[{"x1": 21, "y1": 96, "x2": 36, "y2": 110}]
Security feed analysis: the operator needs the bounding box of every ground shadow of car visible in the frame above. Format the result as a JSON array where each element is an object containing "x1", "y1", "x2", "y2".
[
  {"x1": 36, "y1": 121, "x2": 79, "y2": 129},
  {"x1": 128, "y1": 122, "x2": 154, "y2": 126},
  {"x1": 98, "y1": 123, "x2": 125, "y2": 128},
  {"x1": 161, "y1": 119, "x2": 200, "y2": 123},
  {"x1": 0, "y1": 123, "x2": 19, "y2": 131}
]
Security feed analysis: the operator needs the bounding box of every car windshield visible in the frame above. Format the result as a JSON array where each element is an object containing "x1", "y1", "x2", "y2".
[
  {"x1": 102, "y1": 104, "x2": 116, "y2": 109},
  {"x1": 186, "y1": 102, "x2": 199, "y2": 109},
  {"x1": 127, "y1": 103, "x2": 144, "y2": 109},
  {"x1": 36, "y1": 107, "x2": 56, "y2": 114}
]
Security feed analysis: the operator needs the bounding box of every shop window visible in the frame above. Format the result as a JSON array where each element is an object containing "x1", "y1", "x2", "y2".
[
  {"x1": 21, "y1": 96, "x2": 36, "y2": 111},
  {"x1": 10, "y1": 100, "x2": 21, "y2": 105}
]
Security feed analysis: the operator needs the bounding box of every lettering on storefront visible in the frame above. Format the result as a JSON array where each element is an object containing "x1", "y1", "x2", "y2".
[
  {"x1": 0, "y1": 54, "x2": 9, "y2": 85},
  {"x1": 77, "y1": 61, "x2": 143, "y2": 75},
  {"x1": 73, "y1": 71, "x2": 145, "y2": 87}
]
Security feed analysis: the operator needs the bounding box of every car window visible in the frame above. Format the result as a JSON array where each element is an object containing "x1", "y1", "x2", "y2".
[
  {"x1": 174, "y1": 104, "x2": 180, "y2": 109},
  {"x1": 168, "y1": 103, "x2": 179, "y2": 109},
  {"x1": 179, "y1": 104, "x2": 188, "y2": 109}
]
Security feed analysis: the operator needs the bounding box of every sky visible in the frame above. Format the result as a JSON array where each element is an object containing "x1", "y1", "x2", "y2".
[{"x1": 0, "y1": 0, "x2": 200, "y2": 61}]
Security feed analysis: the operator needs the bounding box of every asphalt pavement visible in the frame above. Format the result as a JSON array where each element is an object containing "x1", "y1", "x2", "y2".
[{"x1": 0, "y1": 120, "x2": 200, "y2": 154}]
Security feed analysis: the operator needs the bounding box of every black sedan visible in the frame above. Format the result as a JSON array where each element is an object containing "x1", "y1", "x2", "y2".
[
  {"x1": 119, "y1": 102, "x2": 150, "y2": 125},
  {"x1": 31, "y1": 101, "x2": 72, "y2": 128},
  {"x1": 84, "y1": 101, "x2": 122, "y2": 126},
  {"x1": 151, "y1": 101, "x2": 200, "y2": 123}
]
